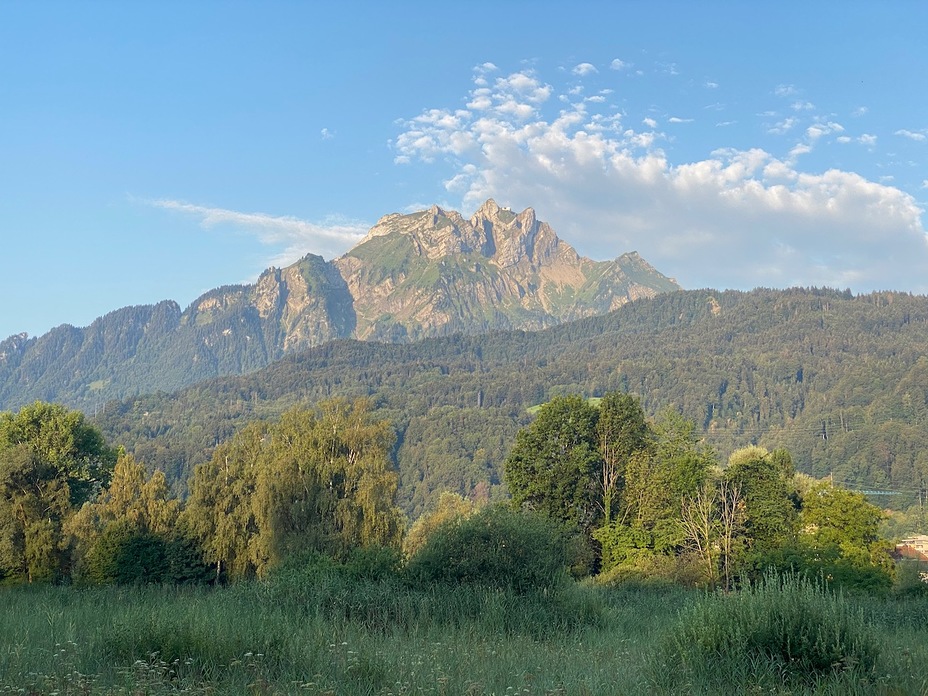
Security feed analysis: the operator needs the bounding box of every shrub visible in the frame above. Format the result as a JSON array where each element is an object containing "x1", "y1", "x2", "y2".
[
  {"x1": 406, "y1": 505, "x2": 571, "y2": 593},
  {"x1": 650, "y1": 573, "x2": 880, "y2": 692}
]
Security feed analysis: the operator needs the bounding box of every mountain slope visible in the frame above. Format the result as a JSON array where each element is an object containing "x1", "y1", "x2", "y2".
[
  {"x1": 0, "y1": 201, "x2": 678, "y2": 410},
  {"x1": 91, "y1": 287, "x2": 928, "y2": 518}
]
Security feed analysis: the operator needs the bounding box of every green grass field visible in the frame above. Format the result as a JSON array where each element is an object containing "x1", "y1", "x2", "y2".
[{"x1": 2, "y1": 571, "x2": 928, "y2": 695}]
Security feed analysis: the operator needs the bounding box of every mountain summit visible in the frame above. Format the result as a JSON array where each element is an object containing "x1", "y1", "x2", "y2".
[
  {"x1": 336, "y1": 199, "x2": 679, "y2": 340},
  {"x1": 0, "y1": 201, "x2": 679, "y2": 409}
]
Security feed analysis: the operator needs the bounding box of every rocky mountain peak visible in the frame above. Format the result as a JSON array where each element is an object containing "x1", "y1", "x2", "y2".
[{"x1": 469, "y1": 200, "x2": 569, "y2": 269}]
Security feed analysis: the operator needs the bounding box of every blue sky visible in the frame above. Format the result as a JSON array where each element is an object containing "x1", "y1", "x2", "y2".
[{"x1": 2, "y1": 1, "x2": 927, "y2": 341}]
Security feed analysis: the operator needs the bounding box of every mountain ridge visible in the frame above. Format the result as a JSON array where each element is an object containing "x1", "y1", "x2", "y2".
[{"x1": 0, "y1": 200, "x2": 679, "y2": 410}]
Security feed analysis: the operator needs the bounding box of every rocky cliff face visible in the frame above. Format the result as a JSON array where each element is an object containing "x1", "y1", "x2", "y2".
[
  {"x1": 0, "y1": 200, "x2": 679, "y2": 410},
  {"x1": 334, "y1": 199, "x2": 679, "y2": 340}
]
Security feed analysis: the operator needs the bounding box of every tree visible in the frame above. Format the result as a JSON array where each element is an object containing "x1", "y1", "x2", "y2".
[
  {"x1": 680, "y1": 479, "x2": 744, "y2": 590},
  {"x1": 184, "y1": 399, "x2": 404, "y2": 581},
  {"x1": 0, "y1": 403, "x2": 116, "y2": 582},
  {"x1": 620, "y1": 409, "x2": 715, "y2": 550},
  {"x1": 67, "y1": 452, "x2": 183, "y2": 583},
  {"x1": 597, "y1": 392, "x2": 650, "y2": 524},
  {"x1": 0, "y1": 402, "x2": 116, "y2": 506},
  {"x1": 404, "y1": 491, "x2": 478, "y2": 558},
  {"x1": 504, "y1": 395, "x2": 602, "y2": 533},
  {"x1": 183, "y1": 421, "x2": 266, "y2": 581},
  {"x1": 725, "y1": 446, "x2": 798, "y2": 560},
  {"x1": 798, "y1": 482, "x2": 894, "y2": 588}
]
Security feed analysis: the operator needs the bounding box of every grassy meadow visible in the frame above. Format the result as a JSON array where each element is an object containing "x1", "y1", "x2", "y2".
[{"x1": 2, "y1": 569, "x2": 928, "y2": 695}]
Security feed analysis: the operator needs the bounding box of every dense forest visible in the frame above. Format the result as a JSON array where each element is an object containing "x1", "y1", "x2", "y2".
[{"x1": 91, "y1": 287, "x2": 928, "y2": 520}]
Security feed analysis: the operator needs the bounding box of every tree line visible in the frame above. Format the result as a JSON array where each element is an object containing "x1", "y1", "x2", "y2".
[
  {"x1": 505, "y1": 394, "x2": 894, "y2": 590},
  {"x1": 1, "y1": 394, "x2": 897, "y2": 591}
]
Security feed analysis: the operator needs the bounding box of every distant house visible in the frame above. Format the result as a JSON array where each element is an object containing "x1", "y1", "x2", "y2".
[{"x1": 896, "y1": 535, "x2": 928, "y2": 562}]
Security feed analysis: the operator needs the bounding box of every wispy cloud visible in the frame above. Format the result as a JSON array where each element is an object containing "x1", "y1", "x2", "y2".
[
  {"x1": 775, "y1": 84, "x2": 798, "y2": 97},
  {"x1": 392, "y1": 67, "x2": 928, "y2": 294},
  {"x1": 145, "y1": 199, "x2": 368, "y2": 265}
]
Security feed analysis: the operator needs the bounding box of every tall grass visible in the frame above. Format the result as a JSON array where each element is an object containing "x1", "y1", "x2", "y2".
[
  {"x1": 0, "y1": 574, "x2": 926, "y2": 694},
  {"x1": 646, "y1": 573, "x2": 918, "y2": 695}
]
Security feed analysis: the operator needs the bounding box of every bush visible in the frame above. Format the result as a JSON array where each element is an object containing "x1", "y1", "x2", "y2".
[
  {"x1": 650, "y1": 573, "x2": 880, "y2": 692},
  {"x1": 406, "y1": 505, "x2": 571, "y2": 594}
]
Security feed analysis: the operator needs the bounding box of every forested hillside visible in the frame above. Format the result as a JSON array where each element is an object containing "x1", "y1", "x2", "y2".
[{"x1": 94, "y1": 287, "x2": 928, "y2": 516}]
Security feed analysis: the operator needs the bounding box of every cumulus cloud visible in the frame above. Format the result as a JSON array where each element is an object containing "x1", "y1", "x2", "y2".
[
  {"x1": 573, "y1": 62, "x2": 597, "y2": 76},
  {"x1": 896, "y1": 129, "x2": 927, "y2": 142},
  {"x1": 147, "y1": 199, "x2": 367, "y2": 265},
  {"x1": 610, "y1": 58, "x2": 628, "y2": 70},
  {"x1": 775, "y1": 84, "x2": 798, "y2": 97},
  {"x1": 392, "y1": 68, "x2": 928, "y2": 294}
]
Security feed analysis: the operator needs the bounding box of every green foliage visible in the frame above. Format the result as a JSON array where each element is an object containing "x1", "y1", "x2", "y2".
[
  {"x1": 504, "y1": 395, "x2": 601, "y2": 532},
  {"x1": 0, "y1": 403, "x2": 116, "y2": 583},
  {"x1": 406, "y1": 505, "x2": 572, "y2": 594},
  {"x1": 0, "y1": 401, "x2": 116, "y2": 506},
  {"x1": 725, "y1": 446, "x2": 799, "y2": 560},
  {"x1": 597, "y1": 391, "x2": 650, "y2": 523},
  {"x1": 184, "y1": 399, "x2": 404, "y2": 581},
  {"x1": 403, "y1": 490, "x2": 478, "y2": 558},
  {"x1": 616, "y1": 409, "x2": 715, "y2": 554},
  {"x1": 83, "y1": 521, "x2": 168, "y2": 584},
  {"x1": 651, "y1": 573, "x2": 881, "y2": 692}
]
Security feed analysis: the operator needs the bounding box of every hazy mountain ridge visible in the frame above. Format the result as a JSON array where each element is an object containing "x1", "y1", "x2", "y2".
[{"x1": 0, "y1": 200, "x2": 678, "y2": 410}]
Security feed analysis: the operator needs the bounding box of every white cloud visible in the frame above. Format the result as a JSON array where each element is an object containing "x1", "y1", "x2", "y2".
[
  {"x1": 705, "y1": 81, "x2": 719, "y2": 89},
  {"x1": 768, "y1": 118, "x2": 797, "y2": 135},
  {"x1": 668, "y1": 116, "x2": 693, "y2": 124},
  {"x1": 859, "y1": 133, "x2": 877, "y2": 147},
  {"x1": 320, "y1": 128, "x2": 334, "y2": 140},
  {"x1": 610, "y1": 58, "x2": 628, "y2": 71},
  {"x1": 775, "y1": 84, "x2": 798, "y2": 97},
  {"x1": 852, "y1": 106, "x2": 868, "y2": 117},
  {"x1": 896, "y1": 129, "x2": 927, "y2": 142},
  {"x1": 392, "y1": 68, "x2": 928, "y2": 295},
  {"x1": 791, "y1": 101, "x2": 815, "y2": 111},
  {"x1": 573, "y1": 62, "x2": 598, "y2": 76},
  {"x1": 147, "y1": 199, "x2": 368, "y2": 265}
]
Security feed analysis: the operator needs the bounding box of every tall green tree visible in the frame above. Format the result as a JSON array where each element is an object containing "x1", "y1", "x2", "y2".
[
  {"x1": 183, "y1": 421, "x2": 266, "y2": 581},
  {"x1": 184, "y1": 399, "x2": 403, "y2": 581},
  {"x1": 799, "y1": 482, "x2": 893, "y2": 582},
  {"x1": 0, "y1": 403, "x2": 116, "y2": 582},
  {"x1": 67, "y1": 452, "x2": 182, "y2": 583},
  {"x1": 725, "y1": 446, "x2": 798, "y2": 558},
  {"x1": 597, "y1": 392, "x2": 651, "y2": 523},
  {"x1": 504, "y1": 395, "x2": 602, "y2": 533},
  {"x1": 597, "y1": 409, "x2": 716, "y2": 572}
]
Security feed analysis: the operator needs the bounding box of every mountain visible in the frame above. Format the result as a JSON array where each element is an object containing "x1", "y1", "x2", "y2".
[
  {"x1": 0, "y1": 200, "x2": 678, "y2": 410},
  {"x1": 336, "y1": 199, "x2": 678, "y2": 340},
  {"x1": 91, "y1": 287, "x2": 928, "y2": 518}
]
